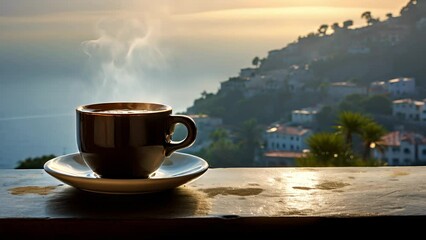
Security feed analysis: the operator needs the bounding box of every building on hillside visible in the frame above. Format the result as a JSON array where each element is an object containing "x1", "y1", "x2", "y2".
[
  {"x1": 374, "y1": 23, "x2": 410, "y2": 46},
  {"x1": 370, "y1": 77, "x2": 416, "y2": 98},
  {"x1": 219, "y1": 77, "x2": 247, "y2": 94},
  {"x1": 259, "y1": 123, "x2": 312, "y2": 167},
  {"x1": 185, "y1": 114, "x2": 223, "y2": 153},
  {"x1": 328, "y1": 81, "x2": 367, "y2": 100},
  {"x1": 239, "y1": 68, "x2": 257, "y2": 79},
  {"x1": 263, "y1": 123, "x2": 312, "y2": 152},
  {"x1": 244, "y1": 75, "x2": 286, "y2": 98},
  {"x1": 392, "y1": 98, "x2": 426, "y2": 122},
  {"x1": 372, "y1": 130, "x2": 426, "y2": 166},
  {"x1": 369, "y1": 81, "x2": 389, "y2": 95},
  {"x1": 291, "y1": 106, "x2": 321, "y2": 125},
  {"x1": 387, "y1": 77, "x2": 416, "y2": 97}
]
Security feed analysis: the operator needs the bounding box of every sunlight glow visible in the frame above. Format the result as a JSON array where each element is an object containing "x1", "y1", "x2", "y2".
[
  {"x1": 281, "y1": 170, "x2": 324, "y2": 211},
  {"x1": 267, "y1": 127, "x2": 278, "y2": 133}
]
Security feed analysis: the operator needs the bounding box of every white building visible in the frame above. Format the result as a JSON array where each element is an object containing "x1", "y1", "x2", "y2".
[
  {"x1": 291, "y1": 106, "x2": 320, "y2": 124},
  {"x1": 263, "y1": 124, "x2": 312, "y2": 152},
  {"x1": 370, "y1": 77, "x2": 416, "y2": 97},
  {"x1": 392, "y1": 99, "x2": 426, "y2": 122},
  {"x1": 387, "y1": 77, "x2": 416, "y2": 97},
  {"x1": 372, "y1": 131, "x2": 426, "y2": 165},
  {"x1": 328, "y1": 82, "x2": 367, "y2": 100},
  {"x1": 244, "y1": 75, "x2": 286, "y2": 98}
]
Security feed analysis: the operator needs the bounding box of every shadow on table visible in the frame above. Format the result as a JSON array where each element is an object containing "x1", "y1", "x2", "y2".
[{"x1": 46, "y1": 186, "x2": 210, "y2": 218}]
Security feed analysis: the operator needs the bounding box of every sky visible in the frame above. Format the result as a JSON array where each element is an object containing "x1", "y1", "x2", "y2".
[
  {"x1": 0, "y1": 0, "x2": 409, "y2": 112},
  {"x1": 0, "y1": 0, "x2": 410, "y2": 168}
]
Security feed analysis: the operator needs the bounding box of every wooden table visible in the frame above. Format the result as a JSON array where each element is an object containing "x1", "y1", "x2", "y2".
[{"x1": 1, "y1": 167, "x2": 426, "y2": 238}]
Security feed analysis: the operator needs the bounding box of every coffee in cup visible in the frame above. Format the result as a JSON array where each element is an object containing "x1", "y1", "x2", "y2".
[{"x1": 76, "y1": 102, "x2": 197, "y2": 179}]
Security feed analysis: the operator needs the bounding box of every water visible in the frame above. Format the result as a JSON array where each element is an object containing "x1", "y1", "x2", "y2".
[
  {"x1": 0, "y1": 79, "x2": 79, "y2": 168},
  {"x1": 0, "y1": 76, "x2": 212, "y2": 168}
]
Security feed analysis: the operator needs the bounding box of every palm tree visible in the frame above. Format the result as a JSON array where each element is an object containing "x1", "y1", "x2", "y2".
[
  {"x1": 361, "y1": 11, "x2": 379, "y2": 25},
  {"x1": 336, "y1": 111, "x2": 370, "y2": 148},
  {"x1": 252, "y1": 56, "x2": 260, "y2": 68},
  {"x1": 318, "y1": 24, "x2": 328, "y2": 36},
  {"x1": 360, "y1": 122, "x2": 387, "y2": 161},
  {"x1": 300, "y1": 133, "x2": 351, "y2": 166},
  {"x1": 361, "y1": 11, "x2": 372, "y2": 24}
]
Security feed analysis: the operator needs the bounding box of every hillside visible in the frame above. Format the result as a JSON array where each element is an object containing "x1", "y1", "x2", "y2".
[{"x1": 186, "y1": 0, "x2": 426, "y2": 127}]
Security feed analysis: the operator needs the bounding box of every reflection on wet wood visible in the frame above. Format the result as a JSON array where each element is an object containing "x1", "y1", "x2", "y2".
[{"x1": 1, "y1": 167, "x2": 426, "y2": 237}]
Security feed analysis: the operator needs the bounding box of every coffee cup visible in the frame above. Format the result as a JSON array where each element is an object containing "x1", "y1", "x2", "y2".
[{"x1": 76, "y1": 102, "x2": 197, "y2": 179}]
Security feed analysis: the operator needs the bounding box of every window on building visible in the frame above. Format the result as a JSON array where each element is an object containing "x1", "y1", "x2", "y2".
[{"x1": 404, "y1": 148, "x2": 411, "y2": 154}]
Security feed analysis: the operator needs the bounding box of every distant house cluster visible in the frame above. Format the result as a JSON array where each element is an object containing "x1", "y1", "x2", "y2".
[
  {"x1": 373, "y1": 130, "x2": 426, "y2": 166},
  {"x1": 217, "y1": 60, "x2": 423, "y2": 166},
  {"x1": 187, "y1": 5, "x2": 426, "y2": 167},
  {"x1": 329, "y1": 82, "x2": 367, "y2": 100}
]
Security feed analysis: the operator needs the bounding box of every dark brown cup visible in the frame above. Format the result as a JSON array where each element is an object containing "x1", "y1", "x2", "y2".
[{"x1": 76, "y1": 102, "x2": 197, "y2": 179}]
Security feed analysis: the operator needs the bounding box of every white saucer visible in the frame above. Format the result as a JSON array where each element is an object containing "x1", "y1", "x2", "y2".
[{"x1": 44, "y1": 152, "x2": 209, "y2": 194}]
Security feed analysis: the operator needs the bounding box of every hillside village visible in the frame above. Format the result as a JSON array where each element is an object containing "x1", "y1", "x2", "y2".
[{"x1": 182, "y1": 0, "x2": 426, "y2": 167}]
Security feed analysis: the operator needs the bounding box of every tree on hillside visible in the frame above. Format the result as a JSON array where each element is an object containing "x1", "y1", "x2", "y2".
[
  {"x1": 360, "y1": 122, "x2": 387, "y2": 160},
  {"x1": 236, "y1": 118, "x2": 262, "y2": 164},
  {"x1": 361, "y1": 11, "x2": 380, "y2": 25},
  {"x1": 331, "y1": 22, "x2": 340, "y2": 32},
  {"x1": 318, "y1": 24, "x2": 328, "y2": 36},
  {"x1": 343, "y1": 20, "x2": 353, "y2": 29},
  {"x1": 197, "y1": 128, "x2": 242, "y2": 167},
  {"x1": 297, "y1": 133, "x2": 352, "y2": 167},
  {"x1": 298, "y1": 111, "x2": 387, "y2": 167},
  {"x1": 363, "y1": 95, "x2": 392, "y2": 115},
  {"x1": 339, "y1": 94, "x2": 392, "y2": 115},
  {"x1": 336, "y1": 111, "x2": 370, "y2": 148},
  {"x1": 252, "y1": 56, "x2": 260, "y2": 68},
  {"x1": 16, "y1": 154, "x2": 56, "y2": 169},
  {"x1": 400, "y1": 0, "x2": 418, "y2": 15}
]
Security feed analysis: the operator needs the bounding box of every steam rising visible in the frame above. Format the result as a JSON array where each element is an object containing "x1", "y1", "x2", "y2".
[{"x1": 82, "y1": 16, "x2": 166, "y2": 102}]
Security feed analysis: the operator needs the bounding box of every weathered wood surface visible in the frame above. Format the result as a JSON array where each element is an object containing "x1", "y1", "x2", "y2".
[{"x1": 1, "y1": 167, "x2": 426, "y2": 237}]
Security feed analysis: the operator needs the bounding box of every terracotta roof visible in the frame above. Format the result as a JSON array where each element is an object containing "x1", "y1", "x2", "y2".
[
  {"x1": 378, "y1": 131, "x2": 426, "y2": 146},
  {"x1": 393, "y1": 99, "x2": 424, "y2": 106},
  {"x1": 266, "y1": 124, "x2": 311, "y2": 136}
]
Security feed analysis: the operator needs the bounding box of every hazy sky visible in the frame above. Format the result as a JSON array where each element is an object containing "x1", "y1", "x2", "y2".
[
  {"x1": 0, "y1": 0, "x2": 409, "y2": 112},
  {"x1": 0, "y1": 0, "x2": 412, "y2": 168}
]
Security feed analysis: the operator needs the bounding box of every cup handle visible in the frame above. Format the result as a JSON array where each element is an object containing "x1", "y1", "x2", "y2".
[{"x1": 165, "y1": 115, "x2": 197, "y2": 156}]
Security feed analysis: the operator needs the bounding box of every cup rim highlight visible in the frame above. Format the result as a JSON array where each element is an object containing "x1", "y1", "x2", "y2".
[{"x1": 76, "y1": 102, "x2": 173, "y2": 116}]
